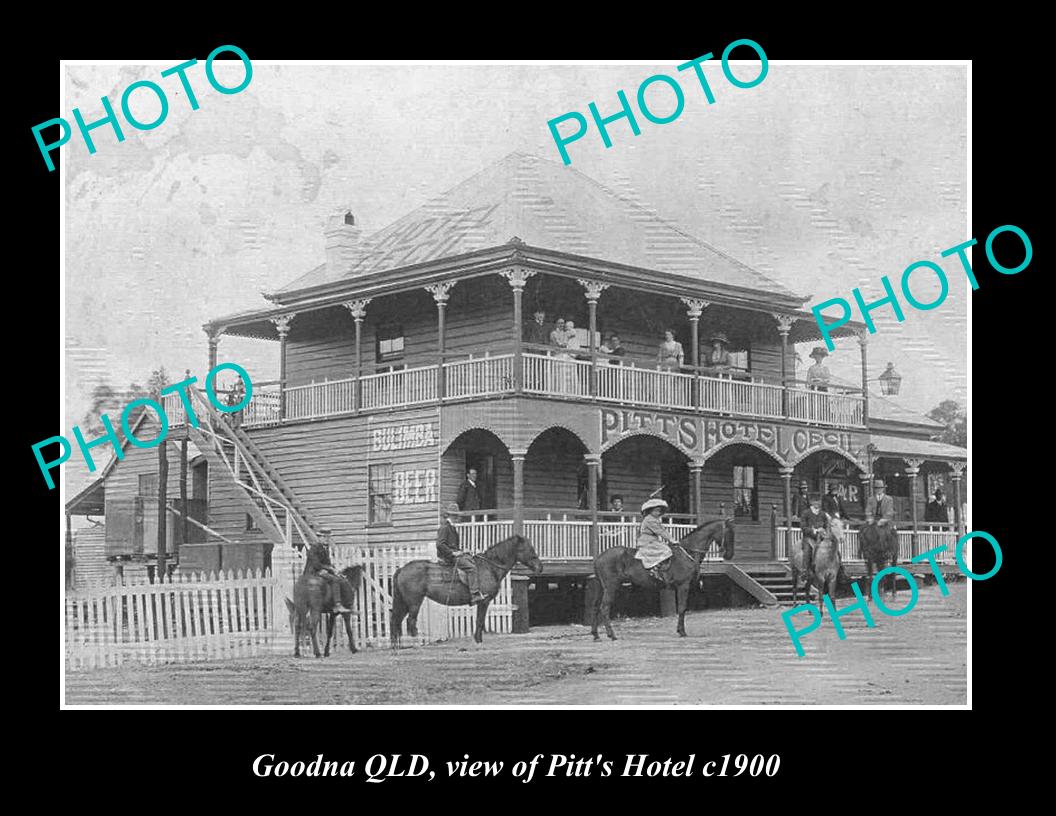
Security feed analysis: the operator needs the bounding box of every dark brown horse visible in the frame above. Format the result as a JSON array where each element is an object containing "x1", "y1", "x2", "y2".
[
  {"x1": 285, "y1": 564, "x2": 363, "y2": 658},
  {"x1": 390, "y1": 534, "x2": 543, "y2": 648},
  {"x1": 589, "y1": 517, "x2": 734, "y2": 640},
  {"x1": 860, "y1": 521, "x2": 900, "y2": 599}
]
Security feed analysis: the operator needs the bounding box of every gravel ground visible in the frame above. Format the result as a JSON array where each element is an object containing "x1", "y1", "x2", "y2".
[{"x1": 65, "y1": 582, "x2": 967, "y2": 705}]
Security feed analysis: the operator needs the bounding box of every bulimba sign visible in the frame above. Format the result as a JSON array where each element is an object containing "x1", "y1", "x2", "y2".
[{"x1": 599, "y1": 407, "x2": 867, "y2": 466}]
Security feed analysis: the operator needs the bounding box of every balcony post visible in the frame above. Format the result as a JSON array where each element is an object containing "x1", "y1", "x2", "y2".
[
  {"x1": 426, "y1": 283, "x2": 455, "y2": 401},
  {"x1": 905, "y1": 457, "x2": 924, "y2": 559},
  {"x1": 682, "y1": 299, "x2": 707, "y2": 409},
  {"x1": 511, "y1": 449, "x2": 527, "y2": 537},
  {"x1": 773, "y1": 313, "x2": 794, "y2": 419},
  {"x1": 343, "y1": 299, "x2": 371, "y2": 413},
  {"x1": 206, "y1": 326, "x2": 224, "y2": 372},
  {"x1": 950, "y1": 462, "x2": 966, "y2": 536},
  {"x1": 502, "y1": 264, "x2": 535, "y2": 394},
  {"x1": 779, "y1": 466, "x2": 794, "y2": 559},
  {"x1": 585, "y1": 454, "x2": 601, "y2": 558},
  {"x1": 857, "y1": 329, "x2": 870, "y2": 425},
  {"x1": 689, "y1": 459, "x2": 704, "y2": 524},
  {"x1": 271, "y1": 314, "x2": 295, "y2": 420},
  {"x1": 579, "y1": 279, "x2": 611, "y2": 398}
]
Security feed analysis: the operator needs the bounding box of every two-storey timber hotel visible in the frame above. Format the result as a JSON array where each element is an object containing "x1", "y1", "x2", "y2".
[{"x1": 85, "y1": 153, "x2": 968, "y2": 628}]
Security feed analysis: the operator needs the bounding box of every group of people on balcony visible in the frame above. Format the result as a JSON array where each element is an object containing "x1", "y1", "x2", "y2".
[{"x1": 525, "y1": 308, "x2": 741, "y2": 376}]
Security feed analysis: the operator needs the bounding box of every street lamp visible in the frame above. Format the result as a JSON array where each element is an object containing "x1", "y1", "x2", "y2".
[{"x1": 878, "y1": 362, "x2": 902, "y2": 396}]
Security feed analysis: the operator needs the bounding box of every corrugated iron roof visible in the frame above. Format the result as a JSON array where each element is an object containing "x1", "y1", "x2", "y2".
[
  {"x1": 277, "y1": 152, "x2": 802, "y2": 299},
  {"x1": 868, "y1": 434, "x2": 966, "y2": 460}
]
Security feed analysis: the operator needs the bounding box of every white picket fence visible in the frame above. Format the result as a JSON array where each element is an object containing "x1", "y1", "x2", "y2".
[
  {"x1": 329, "y1": 544, "x2": 513, "y2": 647},
  {"x1": 64, "y1": 569, "x2": 280, "y2": 671}
]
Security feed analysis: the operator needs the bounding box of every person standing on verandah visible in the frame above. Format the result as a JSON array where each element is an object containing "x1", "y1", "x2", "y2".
[
  {"x1": 634, "y1": 498, "x2": 680, "y2": 582},
  {"x1": 657, "y1": 330, "x2": 684, "y2": 371}
]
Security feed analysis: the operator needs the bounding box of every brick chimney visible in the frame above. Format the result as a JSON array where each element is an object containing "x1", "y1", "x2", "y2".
[{"x1": 325, "y1": 211, "x2": 361, "y2": 276}]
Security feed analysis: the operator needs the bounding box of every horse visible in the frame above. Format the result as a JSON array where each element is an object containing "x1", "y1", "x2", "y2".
[
  {"x1": 860, "y1": 520, "x2": 900, "y2": 599},
  {"x1": 390, "y1": 534, "x2": 543, "y2": 648},
  {"x1": 790, "y1": 516, "x2": 847, "y2": 605},
  {"x1": 588, "y1": 517, "x2": 735, "y2": 641},
  {"x1": 807, "y1": 517, "x2": 844, "y2": 614},
  {"x1": 285, "y1": 564, "x2": 362, "y2": 658}
]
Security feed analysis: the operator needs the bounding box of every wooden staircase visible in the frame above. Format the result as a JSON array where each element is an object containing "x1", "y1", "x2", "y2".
[
  {"x1": 184, "y1": 387, "x2": 319, "y2": 555},
  {"x1": 740, "y1": 564, "x2": 814, "y2": 606}
]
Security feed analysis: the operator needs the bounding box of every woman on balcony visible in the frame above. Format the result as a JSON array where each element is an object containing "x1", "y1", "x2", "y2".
[
  {"x1": 657, "y1": 330, "x2": 684, "y2": 371},
  {"x1": 634, "y1": 498, "x2": 679, "y2": 581},
  {"x1": 706, "y1": 332, "x2": 733, "y2": 373}
]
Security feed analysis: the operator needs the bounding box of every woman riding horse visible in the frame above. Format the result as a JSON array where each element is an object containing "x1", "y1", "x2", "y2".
[{"x1": 634, "y1": 498, "x2": 679, "y2": 582}]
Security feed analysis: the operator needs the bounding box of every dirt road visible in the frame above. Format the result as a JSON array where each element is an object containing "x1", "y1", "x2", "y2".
[{"x1": 65, "y1": 582, "x2": 967, "y2": 705}]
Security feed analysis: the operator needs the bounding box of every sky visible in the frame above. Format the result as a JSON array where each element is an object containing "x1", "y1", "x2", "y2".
[{"x1": 62, "y1": 60, "x2": 968, "y2": 493}]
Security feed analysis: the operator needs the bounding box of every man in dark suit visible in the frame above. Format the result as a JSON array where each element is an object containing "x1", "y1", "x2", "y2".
[
  {"x1": 791, "y1": 480, "x2": 810, "y2": 521},
  {"x1": 456, "y1": 468, "x2": 483, "y2": 512},
  {"x1": 800, "y1": 494, "x2": 828, "y2": 573},
  {"x1": 865, "y1": 479, "x2": 896, "y2": 528},
  {"x1": 925, "y1": 488, "x2": 949, "y2": 523},
  {"x1": 822, "y1": 483, "x2": 847, "y2": 519},
  {"x1": 525, "y1": 309, "x2": 549, "y2": 348},
  {"x1": 435, "y1": 502, "x2": 483, "y2": 603}
]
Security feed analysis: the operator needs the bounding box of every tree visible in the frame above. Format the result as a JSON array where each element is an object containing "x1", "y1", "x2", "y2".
[
  {"x1": 80, "y1": 367, "x2": 170, "y2": 437},
  {"x1": 927, "y1": 399, "x2": 966, "y2": 448}
]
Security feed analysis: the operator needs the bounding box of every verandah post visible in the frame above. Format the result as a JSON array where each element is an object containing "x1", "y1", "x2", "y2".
[
  {"x1": 773, "y1": 313, "x2": 794, "y2": 420},
  {"x1": 683, "y1": 298, "x2": 708, "y2": 409},
  {"x1": 344, "y1": 299, "x2": 371, "y2": 413},
  {"x1": 501, "y1": 261, "x2": 535, "y2": 394},
  {"x1": 426, "y1": 282, "x2": 455, "y2": 401},
  {"x1": 511, "y1": 449, "x2": 526, "y2": 537},
  {"x1": 585, "y1": 454, "x2": 601, "y2": 558},
  {"x1": 579, "y1": 279, "x2": 610, "y2": 398},
  {"x1": 272, "y1": 314, "x2": 295, "y2": 420}
]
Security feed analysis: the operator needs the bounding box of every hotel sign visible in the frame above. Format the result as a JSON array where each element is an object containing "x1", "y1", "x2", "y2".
[{"x1": 599, "y1": 407, "x2": 865, "y2": 465}]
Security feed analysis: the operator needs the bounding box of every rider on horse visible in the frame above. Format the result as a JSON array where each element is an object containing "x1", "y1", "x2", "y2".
[
  {"x1": 633, "y1": 498, "x2": 679, "y2": 582},
  {"x1": 436, "y1": 502, "x2": 485, "y2": 603},
  {"x1": 800, "y1": 493, "x2": 828, "y2": 575},
  {"x1": 305, "y1": 529, "x2": 352, "y2": 614}
]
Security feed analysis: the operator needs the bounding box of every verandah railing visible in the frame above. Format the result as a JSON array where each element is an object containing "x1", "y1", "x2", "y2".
[
  {"x1": 163, "y1": 354, "x2": 865, "y2": 430},
  {"x1": 776, "y1": 524, "x2": 959, "y2": 565}
]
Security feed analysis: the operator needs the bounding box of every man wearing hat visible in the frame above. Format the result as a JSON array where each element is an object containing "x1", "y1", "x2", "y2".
[
  {"x1": 865, "y1": 479, "x2": 895, "y2": 528},
  {"x1": 525, "y1": 308, "x2": 549, "y2": 348},
  {"x1": 800, "y1": 493, "x2": 828, "y2": 574},
  {"x1": 706, "y1": 332, "x2": 733, "y2": 371},
  {"x1": 436, "y1": 502, "x2": 485, "y2": 603},
  {"x1": 822, "y1": 483, "x2": 848, "y2": 519},
  {"x1": 925, "y1": 487, "x2": 949, "y2": 524},
  {"x1": 791, "y1": 480, "x2": 810, "y2": 520},
  {"x1": 806, "y1": 347, "x2": 831, "y2": 391},
  {"x1": 634, "y1": 498, "x2": 680, "y2": 582},
  {"x1": 305, "y1": 529, "x2": 352, "y2": 614}
]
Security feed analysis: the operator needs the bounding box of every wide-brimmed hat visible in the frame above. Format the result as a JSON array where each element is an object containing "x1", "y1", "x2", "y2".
[
  {"x1": 872, "y1": 479, "x2": 886, "y2": 489},
  {"x1": 810, "y1": 347, "x2": 829, "y2": 360},
  {"x1": 827, "y1": 483, "x2": 839, "y2": 492},
  {"x1": 710, "y1": 332, "x2": 730, "y2": 345},
  {"x1": 641, "y1": 498, "x2": 669, "y2": 514},
  {"x1": 443, "y1": 502, "x2": 461, "y2": 515},
  {"x1": 799, "y1": 480, "x2": 809, "y2": 489}
]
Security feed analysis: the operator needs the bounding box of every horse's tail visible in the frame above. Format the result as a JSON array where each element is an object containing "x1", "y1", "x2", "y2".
[{"x1": 390, "y1": 566, "x2": 406, "y2": 647}]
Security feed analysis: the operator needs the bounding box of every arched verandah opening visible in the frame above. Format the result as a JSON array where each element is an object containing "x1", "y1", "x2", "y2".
[{"x1": 702, "y1": 442, "x2": 784, "y2": 562}]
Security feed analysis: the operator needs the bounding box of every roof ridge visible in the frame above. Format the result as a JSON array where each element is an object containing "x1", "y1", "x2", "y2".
[{"x1": 546, "y1": 156, "x2": 800, "y2": 299}]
